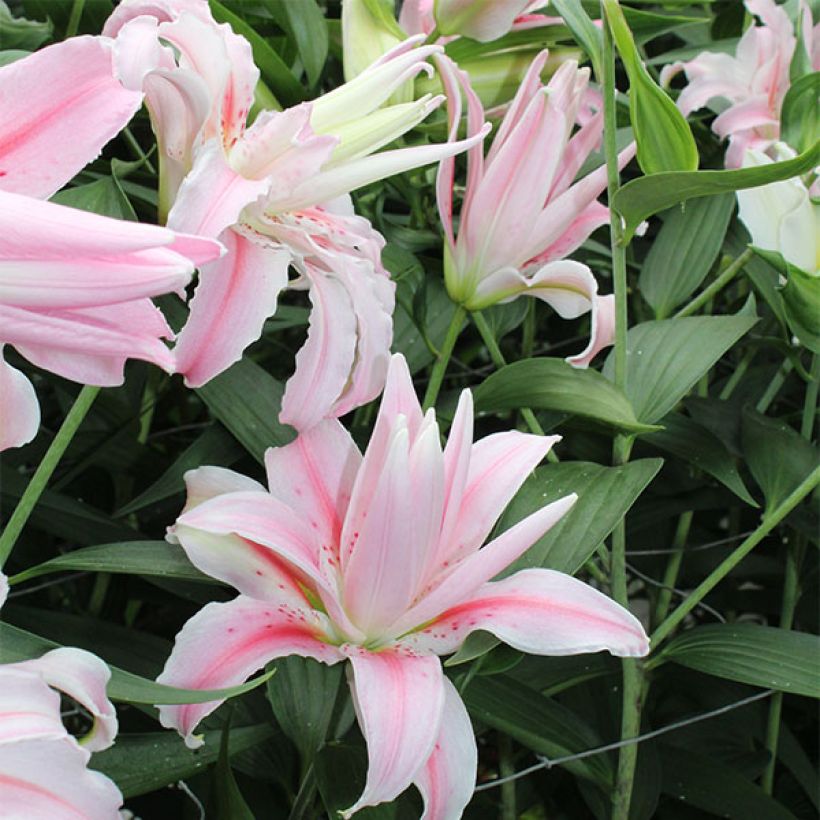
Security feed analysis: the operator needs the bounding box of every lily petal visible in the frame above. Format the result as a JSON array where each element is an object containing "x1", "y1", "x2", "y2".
[
  {"x1": 0, "y1": 349, "x2": 39, "y2": 451},
  {"x1": 342, "y1": 648, "x2": 445, "y2": 817},
  {"x1": 0, "y1": 737, "x2": 123, "y2": 818},
  {"x1": 414, "y1": 677, "x2": 477, "y2": 820},
  {"x1": 8, "y1": 648, "x2": 117, "y2": 752},
  {"x1": 157, "y1": 595, "x2": 343, "y2": 748},
  {"x1": 174, "y1": 229, "x2": 291, "y2": 387},
  {"x1": 279, "y1": 266, "x2": 358, "y2": 431},
  {"x1": 0, "y1": 36, "x2": 142, "y2": 198},
  {"x1": 407, "y1": 568, "x2": 650, "y2": 658},
  {"x1": 264, "y1": 419, "x2": 362, "y2": 554},
  {"x1": 566, "y1": 293, "x2": 616, "y2": 369},
  {"x1": 0, "y1": 670, "x2": 64, "y2": 744}
]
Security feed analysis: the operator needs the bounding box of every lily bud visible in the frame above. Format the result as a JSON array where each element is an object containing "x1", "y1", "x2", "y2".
[{"x1": 433, "y1": 0, "x2": 545, "y2": 42}]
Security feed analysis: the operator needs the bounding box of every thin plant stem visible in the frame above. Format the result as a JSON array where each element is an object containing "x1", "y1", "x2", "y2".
[
  {"x1": 522, "y1": 300, "x2": 536, "y2": 359},
  {"x1": 498, "y1": 734, "x2": 517, "y2": 820},
  {"x1": 0, "y1": 385, "x2": 101, "y2": 568},
  {"x1": 122, "y1": 128, "x2": 157, "y2": 175},
  {"x1": 674, "y1": 249, "x2": 754, "y2": 318},
  {"x1": 600, "y1": 8, "x2": 642, "y2": 817},
  {"x1": 472, "y1": 311, "x2": 558, "y2": 458},
  {"x1": 652, "y1": 510, "x2": 693, "y2": 629},
  {"x1": 720, "y1": 346, "x2": 757, "y2": 399},
  {"x1": 65, "y1": 0, "x2": 86, "y2": 38},
  {"x1": 650, "y1": 465, "x2": 820, "y2": 648},
  {"x1": 761, "y1": 354, "x2": 817, "y2": 793},
  {"x1": 756, "y1": 358, "x2": 794, "y2": 413},
  {"x1": 422, "y1": 305, "x2": 466, "y2": 411}
]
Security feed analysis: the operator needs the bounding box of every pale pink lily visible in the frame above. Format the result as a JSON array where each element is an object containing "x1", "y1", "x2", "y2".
[
  {"x1": 438, "y1": 52, "x2": 634, "y2": 367},
  {"x1": 156, "y1": 353, "x2": 649, "y2": 817},
  {"x1": 400, "y1": 0, "x2": 556, "y2": 42},
  {"x1": 0, "y1": 37, "x2": 223, "y2": 451},
  {"x1": 0, "y1": 577, "x2": 123, "y2": 818},
  {"x1": 105, "y1": 1, "x2": 489, "y2": 430},
  {"x1": 660, "y1": 0, "x2": 818, "y2": 168}
]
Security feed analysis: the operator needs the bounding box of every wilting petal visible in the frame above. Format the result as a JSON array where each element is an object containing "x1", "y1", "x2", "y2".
[
  {"x1": 0, "y1": 737, "x2": 123, "y2": 818},
  {"x1": 265, "y1": 419, "x2": 362, "y2": 554},
  {"x1": 342, "y1": 648, "x2": 445, "y2": 817},
  {"x1": 0, "y1": 670, "x2": 64, "y2": 744},
  {"x1": 566, "y1": 293, "x2": 616, "y2": 368},
  {"x1": 414, "y1": 677, "x2": 477, "y2": 820},
  {"x1": 2, "y1": 300, "x2": 175, "y2": 385},
  {"x1": 279, "y1": 267, "x2": 358, "y2": 431},
  {"x1": 407, "y1": 568, "x2": 649, "y2": 658},
  {"x1": 394, "y1": 494, "x2": 576, "y2": 637},
  {"x1": 0, "y1": 349, "x2": 39, "y2": 451},
  {"x1": 174, "y1": 229, "x2": 291, "y2": 387},
  {"x1": 0, "y1": 37, "x2": 142, "y2": 198},
  {"x1": 8, "y1": 648, "x2": 116, "y2": 752},
  {"x1": 157, "y1": 595, "x2": 343, "y2": 748},
  {"x1": 441, "y1": 431, "x2": 557, "y2": 565}
]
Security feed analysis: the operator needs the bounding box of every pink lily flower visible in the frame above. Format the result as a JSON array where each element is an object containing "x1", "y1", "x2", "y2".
[
  {"x1": 438, "y1": 52, "x2": 634, "y2": 367},
  {"x1": 399, "y1": 0, "x2": 556, "y2": 42},
  {"x1": 660, "y1": 0, "x2": 818, "y2": 168},
  {"x1": 105, "y1": 0, "x2": 489, "y2": 430},
  {"x1": 0, "y1": 578, "x2": 123, "y2": 817},
  {"x1": 0, "y1": 37, "x2": 223, "y2": 451},
  {"x1": 156, "y1": 353, "x2": 649, "y2": 817}
]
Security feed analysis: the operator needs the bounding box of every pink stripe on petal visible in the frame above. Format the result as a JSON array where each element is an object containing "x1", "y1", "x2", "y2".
[
  {"x1": 414, "y1": 677, "x2": 477, "y2": 820},
  {"x1": 0, "y1": 37, "x2": 143, "y2": 199},
  {"x1": 407, "y1": 569, "x2": 649, "y2": 658},
  {"x1": 342, "y1": 649, "x2": 445, "y2": 817},
  {"x1": 158, "y1": 596, "x2": 342, "y2": 747}
]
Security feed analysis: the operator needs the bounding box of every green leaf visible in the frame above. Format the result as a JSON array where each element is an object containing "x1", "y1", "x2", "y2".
[
  {"x1": 603, "y1": 0, "x2": 698, "y2": 174},
  {"x1": 638, "y1": 193, "x2": 736, "y2": 317},
  {"x1": 0, "y1": 622, "x2": 274, "y2": 704},
  {"x1": 474, "y1": 358, "x2": 656, "y2": 433},
  {"x1": 660, "y1": 744, "x2": 796, "y2": 820},
  {"x1": 741, "y1": 409, "x2": 819, "y2": 511},
  {"x1": 92, "y1": 725, "x2": 274, "y2": 798},
  {"x1": 462, "y1": 675, "x2": 613, "y2": 786},
  {"x1": 265, "y1": 0, "x2": 328, "y2": 87},
  {"x1": 780, "y1": 71, "x2": 820, "y2": 154},
  {"x1": 0, "y1": 0, "x2": 51, "y2": 49},
  {"x1": 196, "y1": 357, "x2": 296, "y2": 463},
  {"x1": 9, "y1": 540, "x2": 216, "y2": 586},
  {"x1": 644, "y1": 413, "x2": 757, "y2": 506},
  {"x1": 781, "y1": 262, "x2": 820, "y2": 354},
  {"x1": 603, "y1": 316, "x2": 758, "y2": 424},
  {"x1": 209, "y1": 724, "x2": 256, "y2": 820},
  {"x1": 549, "y1": 0, "x2": 602, "y2": 75},
  {"x1": 266, "y1": 656, "x2": 347, "y2": 766},
  {"x1": 209, "y1": 0, "x2": 303, "y2": 106},
  {"x1": 117, "y1": 425, "x2": 243, "y2": 515},
  {"x1": 612, "y1": 140, "x2": 820, "y2": 242},
  {"x1": 658, "y1": 623, "x2": 820, "y2": 698},
  {"x1": 51, "y1": 178, "x2": 136, "y2": 221},
  {"x1": 497, "y1": 459, "x2": 663, "y2": 575}
]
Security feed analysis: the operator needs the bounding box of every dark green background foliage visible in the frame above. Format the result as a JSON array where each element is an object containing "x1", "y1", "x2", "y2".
[{"x1": 1, "y1": 1, "x2": 817, "y2": 818}]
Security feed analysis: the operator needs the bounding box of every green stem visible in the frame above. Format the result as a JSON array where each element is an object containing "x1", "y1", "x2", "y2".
[
  {"x1": 720, "y1": 346, "x2": 757, "y2": 399},
  {"x1": 762, "y1": 354, "x2": 817, "y2": 793},
  {"x1": 499, "y1": 733, "x2": 517, "y2": 820},
  {"x1": 601, "y1": 9, "x2": 642, "y2": 816},
  {"x1": 651, "y1": 465, "x2": 820, "y2": 648},
  {"x1": 472, "y1": 312, "x2": 557, "y2": 456},
  {"x1": 122, "y1": 128, "x2": 156, "y2": 175},
  {"x1": 65, "y1": 0, "x2": 86, "y2": 38},
  {"x1": 674, "y1": 250, "x2": 754, "y2": 318},
  {"x1": 422, "y1": 305, "x2": 466, "y2": 411},
  {"x1": 756, "y1": 358, "x2": 794, "y2": 413},
  {"x1": 522, "y1": 300, "x2": 536, "y2": 359},
  {"x1": 652, "y1": 511, "x2": 693, "y2": 629},
  {"x1": 0, "y1": 385, "x2": 100, "y2": 568}
]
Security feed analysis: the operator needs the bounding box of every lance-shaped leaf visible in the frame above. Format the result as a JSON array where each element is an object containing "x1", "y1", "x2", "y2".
[{"x1": 602, "y1": 0, "x2": 697, "y2": 175}]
